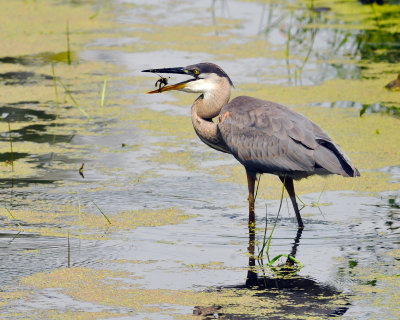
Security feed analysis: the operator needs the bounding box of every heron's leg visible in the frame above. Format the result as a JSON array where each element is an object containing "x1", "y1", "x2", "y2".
[
  {"x1": 286, "y1": 227, "x2": 303, "y2": 266},
  {"x1": 246, "y1": 170, "x2": 257, "y2": 285},
  {"x1": 279, "y1": 177, "x2": 304, "y2": 229}
]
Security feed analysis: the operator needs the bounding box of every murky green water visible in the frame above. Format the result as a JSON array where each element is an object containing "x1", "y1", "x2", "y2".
[{"x1": 0, "y1": 0, "x2": 399, "y2": 319}]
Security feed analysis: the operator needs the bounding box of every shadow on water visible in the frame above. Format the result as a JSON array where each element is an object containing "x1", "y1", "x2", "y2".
[
  {"x1": 1, "y1": 103, "x2": 72, "y2": 147},
  {"x1": 194, "y1": 229, "x2": 349, "y2": 319},
  {"x1": 1, "y1": 105, "x2": 56, "y2": 122},
  {"x1": 193, "y1": 277, "x2": 349, "y2": 319},
  {"x1": 0, "y1": 152, "x2": 29, "y2": 163},
  {"x1": 1, "y1": 105, "x2": 73, "y2": 144},
  {"x1": 2, "y1": 123, "x2": 73, "y2": 144},
  {"x1": 0, "y1": 178, "x2": 59, "y2": 188},
  {"x1": 0, "y1": 51, "x2": 78, "y2": 66},
  {"x1": 0, "y1": 71, "x2": 53, "y2": 86}
]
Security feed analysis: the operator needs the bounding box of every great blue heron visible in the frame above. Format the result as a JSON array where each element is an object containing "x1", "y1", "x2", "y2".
[{"x1": 142, "y1": 62, "x2": 360, "y2": 231}]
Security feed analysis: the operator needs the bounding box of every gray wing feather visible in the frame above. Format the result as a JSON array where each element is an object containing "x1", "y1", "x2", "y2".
[{"x1": 218, "y1": 96, "x2": 359, "y2": 178}]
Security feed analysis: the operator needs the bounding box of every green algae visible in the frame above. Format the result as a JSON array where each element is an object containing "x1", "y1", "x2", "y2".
[
  {"x1": 0, "y1": 206, "x2": 194, "y2": 240},
  {"x1": 238, "y1": 0, "x2": 400, "y2": 34},
  {"x1": 0, "y1": 0, "x2": 399, "y2": 319},
  {"x1": 92, "y1": 20, "x2": 285, "y2": 61},
  {"x1": 184, "y1": 261, "x2": 226, "y2": 271},
  {"x1": 309, "y1": 0, "x2": 400, "y2": 33},
  {"x1": 211, "y1": 161, "x2": 399, "y2": 201},
  {"x1": 107, "y1": 259, "x2": 158, "y2": 265},
  {"x1": 0, "y1": 0, "x2": 128, "y2": 147},
  {"x1": 0, "y1": 291, "x2": 31, "y2": 308},
  {"x1": 335, "y1": 248, "x2": 400, "y2": 319},
  {"x1": 133, "y1": 108, "x2": 196, "y2": 140},
  {"x1": 3, "y1": 311, "x2": 131, "y2": 320},
  {"x1": 95, "y1": 22, "x2": 240, "y2": 54},
  {"x1": 236, "y1": 75, "x2": 400, "y2": 109},
  {"x1": 76, "y1": 207, "x2": 194, "y2": 231},
  {"x1": 12, "y1": 266, "x2": 347, "y2": 319},
  {"x1": 0, "y1": 1, "x2": 118, "y2": 58}
]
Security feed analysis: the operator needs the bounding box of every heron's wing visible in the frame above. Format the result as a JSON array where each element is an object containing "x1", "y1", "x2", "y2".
[{"x1": 218, "y1": 96, "x2": 358, "y2": 177}]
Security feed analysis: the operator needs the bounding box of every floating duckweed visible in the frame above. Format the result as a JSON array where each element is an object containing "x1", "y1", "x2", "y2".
[
  {"x1": 133, "y1": 108, "x2": 196, "y2": 139},
  {"x1": 335, "y1": 248, "x2": 400, "y2": 319},
  {"x1": 0, "y1": 1, "x2": 118, "y2": 57},
  {"x1": 0, "y1": 206, "x2": 194, "y2": 240},
  {"x1": 4, "y1": 310, "x2": 131, "y2": 320},
  {"x1": 75, "y1": 207, "x2": 194, "y2": 231},
  {"x1": 237, "y1": 77, "x2": 400, "y2": 108},
  {"x1": 0, "y1": 291, "x2": 31, "y2": 308},
  {"x1": 17, "y1": 266, "x2": 347, "y2": 318}
]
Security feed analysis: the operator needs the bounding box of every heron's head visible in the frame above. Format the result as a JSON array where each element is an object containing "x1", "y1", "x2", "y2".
[{"x1": 142, "y1": 62, "x2": 234, "y2": 94}]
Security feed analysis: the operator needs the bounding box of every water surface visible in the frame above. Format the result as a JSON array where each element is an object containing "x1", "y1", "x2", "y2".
[{"x1": 0, "y1": 0, "x2": 399, "y2": 319}]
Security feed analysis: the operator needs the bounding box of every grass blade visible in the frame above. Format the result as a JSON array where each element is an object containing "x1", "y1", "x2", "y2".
[
  {"x1": 258, "y1": 177, "x2": 286, "y2": 263},
  {"x1": 67, "y1": 232, "x2": 71, "y2": 268},
  {"x1": 296, "y1": 194, "x2": 306, "y2": 207},
  {"x1": 100, "y1": 76, "x2": 108, "y2": 109},
  {"x1": 66, "y1": 20, "x2": 71, "y2": 65},
  {"x1": 51, "y1": 62, "x2": 60, "y2": 119},
  {"x1": 5, "y1": 207, "x2": 23, "y2": 230},
  {"x1": 7, "y1": 120, "x2": 14, "y2": 172},
  {"x1": 51, "y1": 62, "x2": 60, "y2": 144},
  {"x1": 265, "y1": 178, "x2": 285, "y2": 262},
  {"x1": 92, "y1": 201, "x2": 112, "y2": 225},
  {"x1": 58, "y1": 80, "x2": 91, "y2": 120}
]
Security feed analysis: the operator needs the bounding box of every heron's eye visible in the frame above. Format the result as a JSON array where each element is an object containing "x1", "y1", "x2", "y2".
[{"x1": 193, "y1": 69, "x2": 199, "y2": 75}]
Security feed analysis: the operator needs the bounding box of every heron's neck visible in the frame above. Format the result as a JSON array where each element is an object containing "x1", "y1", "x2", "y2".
[{"x1": 191, "y1": 84, "x2": 230, "y2": 152}]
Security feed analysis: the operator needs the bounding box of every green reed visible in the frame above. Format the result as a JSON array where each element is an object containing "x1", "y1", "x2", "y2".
[
  {"x1": 66, "y1": 21, "x2": 71, "y2": 65},
  {"x1": 67, "y1": 232, "x2": 71, "y2": 268},
  {"x1": 93, "y1": 201, "x2": 112, "y2": 225},
  {"x1": 100, "y1": 76, "x2": 108, "y2": 109},
  {"x1": 7, "y1": 120, "x2": 14, "y2": 172},
  {"x1": 58, "y1": 79, "x2": 91, "y2": 120}
]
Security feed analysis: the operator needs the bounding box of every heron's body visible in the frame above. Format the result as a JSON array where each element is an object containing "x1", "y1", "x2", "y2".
[
  {"x1": 143, "y1": 62, "x2": 360, "y2": 230},
  {"x1": 218, "y1": 96, "x2": 359, "y2": 180}
]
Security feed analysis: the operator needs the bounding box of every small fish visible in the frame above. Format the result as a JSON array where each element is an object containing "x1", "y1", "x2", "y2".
[{"x1": 79, "y1": 162, "x2": 84, "y2": 178}]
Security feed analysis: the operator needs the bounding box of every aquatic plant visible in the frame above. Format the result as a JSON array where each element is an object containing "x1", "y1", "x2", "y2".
[
  {"x1": 267, "y1": 253, "x2": 303, "y2": 276},
  {"x1": 7, "y1": 120, "x2": 14, "y2": 172},
  {"x1": 258, "y1": 179, "x2": 285, "y2": 265},
  {"x1": 257, "y1": 178, "x2": 305, "y2": 278},
  {"x1": 58, "y1": 79, "x2": 91, "y2": 120},
  {"x1": 5, "y1": 207, "x2": 23, "y2": 231},
  {"x1": 67, "y1": 232, "x2": 70, "y2": 268},
  {"x1": 92, "y1": 201, "x2": 112, "y2": 225},
  {"x1": 66, "y1": 21, "x2": 71, "y2": 65},
  {"x1": 100, "y1": 76, "x2": 108, "y2": 109},
  {"x1": 51, "y1": 62, "x2": 60, "y2": 119}
]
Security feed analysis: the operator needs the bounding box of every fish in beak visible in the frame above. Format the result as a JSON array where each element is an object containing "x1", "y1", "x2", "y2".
[{"x1": 141, "y1": 67, "x2": 197, "y2": 94}]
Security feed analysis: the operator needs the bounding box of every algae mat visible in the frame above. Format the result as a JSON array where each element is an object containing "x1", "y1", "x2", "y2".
[{"x1": 0, "y1": 0, "x2": 399, "y2": 319}]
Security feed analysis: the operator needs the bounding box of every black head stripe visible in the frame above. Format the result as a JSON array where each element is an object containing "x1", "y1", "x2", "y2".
[{"x1": 186, "y1": 62, "x2": 234, "y2": 86}]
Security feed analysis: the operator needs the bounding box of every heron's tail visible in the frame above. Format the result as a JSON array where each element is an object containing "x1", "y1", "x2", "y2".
[{"x1": 314, "y1": 139, "x2": 360, "y2": 177}]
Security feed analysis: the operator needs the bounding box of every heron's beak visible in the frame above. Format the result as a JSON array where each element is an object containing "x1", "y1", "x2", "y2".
[
  {"x1": 141, "y1": 67, "x2": 195, "y2": 94},
  {"x1": 145, "y1": 79, "x2": 194, "y2": 94},
  {"x1": 142, "y1": 67, "x2": 188, "y2": 75}
]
